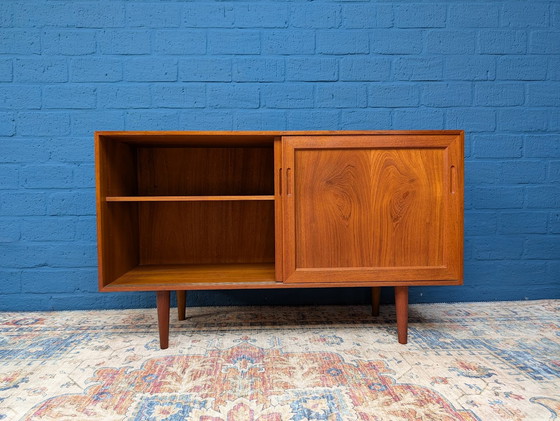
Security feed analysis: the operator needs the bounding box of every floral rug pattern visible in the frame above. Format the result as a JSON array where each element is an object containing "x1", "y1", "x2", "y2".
[{"x1": 0, "y1": 300, "x2": 559, "y2": 420}]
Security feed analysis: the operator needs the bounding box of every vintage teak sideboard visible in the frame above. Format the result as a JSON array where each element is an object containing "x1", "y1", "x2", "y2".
[{"x1": 95, "y1": 131, "x2": 464, "y2": 349}]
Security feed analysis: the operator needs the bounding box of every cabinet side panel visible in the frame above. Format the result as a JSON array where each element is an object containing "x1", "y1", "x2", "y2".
[
  {"x1": 294, "y1": 148, "x2": 445, "y2": 269},
  {"x1": 96, "y1": 135, "x2": 140, "y2": 288},
  {"x1": 139, "y1": 201, "x2": 275, "y2": 265}
]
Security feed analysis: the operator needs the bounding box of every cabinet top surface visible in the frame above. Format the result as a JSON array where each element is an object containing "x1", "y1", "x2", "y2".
[{"x1": 96, "y1": 130, "x2": 463, "y2": 137}]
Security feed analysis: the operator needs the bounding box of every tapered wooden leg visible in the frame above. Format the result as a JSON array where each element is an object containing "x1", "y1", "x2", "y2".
[
  {"x1": 156, "y1": 291, "x2": 170, "y2": 350},
  {"x1": 371, "y1": 287, "x2": 381, "y2": 316},
  {"x1": 394, "y1": 286, "x2": 408, "y2": 344},
  {"x1": 177, "y1": 290, "x2": 186, "y2": 321}
]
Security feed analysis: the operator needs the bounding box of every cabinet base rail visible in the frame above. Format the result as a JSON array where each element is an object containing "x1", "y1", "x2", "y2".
[{"x1": 154, "y1": 286, "x2": 408, "y2": 349}]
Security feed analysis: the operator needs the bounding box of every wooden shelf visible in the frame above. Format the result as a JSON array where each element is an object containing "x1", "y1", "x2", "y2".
[
  {"x1": 106, "y1": 195, "x2": 275, "y2": 202},
  {"x1": 103, "y1": 263, "x2": 277, "y2": 291}
]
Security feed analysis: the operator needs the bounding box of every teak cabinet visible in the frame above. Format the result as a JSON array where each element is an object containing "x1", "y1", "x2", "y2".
[{"x1": 95, "y1": 131, "x2": 464, "y2": 349}]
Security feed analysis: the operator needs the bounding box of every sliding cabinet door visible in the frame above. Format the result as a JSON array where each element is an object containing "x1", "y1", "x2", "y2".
[{"x1": 281, "y1": 133, "x2": 463, "y2": 284}]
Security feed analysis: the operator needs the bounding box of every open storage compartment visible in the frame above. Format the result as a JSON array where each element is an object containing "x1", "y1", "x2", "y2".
[{"x1": 96, "y1": 133, "x2": 277, "y2": 291}]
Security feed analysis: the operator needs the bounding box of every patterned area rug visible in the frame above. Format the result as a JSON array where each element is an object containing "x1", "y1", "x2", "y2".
[{"x1": 0, "y1": 300, "x2": 559, "y2": 420}]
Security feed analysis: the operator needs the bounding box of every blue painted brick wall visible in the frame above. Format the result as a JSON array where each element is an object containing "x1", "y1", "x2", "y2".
[{"x1": 0, "y1": 0, "x2": 558, "y2": 311}]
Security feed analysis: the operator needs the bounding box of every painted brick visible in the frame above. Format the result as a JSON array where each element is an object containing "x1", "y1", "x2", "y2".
[
  {"x1": 234, "y1": 111, "x2": 286, "y2": 131},
  {"x1": 154, "y1": 30, "x2": 206, "y2": 55},
  {"x1": 474, "y1": 83, "x2": 524, "y2": 106},
  {"x1": 393, "y1": 4, "x2": 446, "y2": 28},
  {"x1": 479, "y1": 30, "x2": 527, "y2": 54},
  {"x1": 554, "y1": 4, "x2": 560, "y2": 27},
  {"x1": 316, "y1": 31, "x2": 369, "y2": 55},
  {"x1": 464, "y1": 211, "x2": 498, "y2": 236},
  {"x1": 75, "y1": 217, "x2": 96, "y2": 243},
  {"x1": 421, "y1": 83, "x2": 472, "y2": 107},
  {"x1": 126, "y1": 3, "x2": 181, "y2": 28},
  {"x1": 287, "y1": 110, "x2": 340, "y2": 130},
  {"x1": 179, "y1": 110, "x2": 233, "y2": 131},
  {"x1": 73, "y1": 164, "x2": 95, "y2": 188},
  {"x1": 287, "y1": 58, "x2": 338, "y2": 82},
  {"x1": 339, "y1": 58, "x2": 390, "y2": 81},
  {"x1": 394, "y1": 57, "x2": 443, "y2": 81},
  {"x1": 0, "y1": 192, "x2": 46, "y2": 216},
  {"x1": 0, "y1": 139, "x2": 50, "y2": 163},
  {"x1": 498, "y1": 109, "x2": 548, "y2": 132},
  {"x1": 49, "y1": 137, "x2": 94, "y2": 164},
  {"x1": 425, "y1": 31, "x2": 476, "y2": 55},
  {"x1": 0, "y1": 165, "x2": 18, "y2": 189},
  {"x1": 496, "y1": 261, "x2": 549, "y2": 284},
  {"x1": 70, "y1": 58, "x2": 122, "y2": 82},
  {"x1": 0, "y1": 85, "x2": 41, "y2": 110},
  {"x1": 447, "y1": 109, "x2": 496, "y2": 132},
  {"x1": 473, "y1": 236, "x2": 524, "y2": 259},
  {"x1": 550, "y1": 212, "x2": 560, "y2": 233},
  {"x1": 18, "y1": 112, "x2": 70, "y2": 136},
  {"x1": 466, "y1": 161, "x2": 501, "y2": 184},
  {"x1": 290, "y1": 4, "x2": 339, "y2": 28},
  {"x1": 42, "y1": 31, "x2": 96, "y2": 56},
  {"x1": 179, "y1": 59, "x2": 231, "y2": 82},
  {"x1": 235, "y1": 4, "x2": 288, "y2": 28},
  {"x1": 0, "y1": 30, "x2": 40, "y2": 54},
  {"x1": 98, "y1": 30, "x2": 151, "y2": 55},
  {"x1": 499, "y1": 212, "x2": 548, "y2": 234},
  {"x1": 340, "y1": 109, "x2": 392, "y2": 129},
  {"x1": 526, "y1": 83, "x2": 560, "y2": 107},
  {"x1": 98, "y1": 86, "x2": 151, "y2": 109},
  {"x1": 262, "y1": 84, "x2": 314, "y2": 108},
  {"x1": 341, "y1": 5, "x2": 377, "y2": 28},
  {"x1": 445, "y1": 56, "x2": 496, "y2": 81},
  {"x1": 524, "y1": 236, "x2": 560, "y2": 259},
  {"x1": 316, "y1": 84, "x2": 367, "y2": 108},
  {"x1": 21, "y1": 217, "x2": 75, "y2": 242},
  {"x1": 262, "y1": 30, "x2": 315, "y2": 55},
  {"x1": 124, "y1": 59, "x2": 178, "y2": 82},
  {"x1": 21, "y1": 269, "x2": 94, "y2": 293},
  {"x1": 525, "y1": 135, "x2": 560, "y2": 158},
  {"x1": 371, "y1": 30, "x2": 423, "y2": 54},
  {"x1": 549, "y1": 161, "x2": 560, "y2": 182},
  {"x1": 14, "y1": 58, "x2": 67, "y2": 83},
  {"x1": 526, "y1": 186, "x2": 560, "y2": 208},
  {"x1": 0, "y1": 270, "x2": 20, "y2": 294},
  {"x1": 183, "y1": 4, "x2": 235, "y2": 28},
  {"x1": 448, "y1": 4, "x2": 499, "y2": 27},
  {"x1": 473, "y1": 135, "x2": 523, "y2": 158},
  {"x1": 472, "y1": 186, "x2": 524, "y2": 209},
  {"x1": 43, "y1": 86, "x2": 97, "y2": 109},
  {"x1": 0, "y1": 3, "x2": 13, "y2": 27},
  {"x1": 0, "y1": 59, "x2": 12, "y2": 82},
  {"x1": 20, "y1": 165, "x2": 73, "y2": 188},
  {"x1": 497, "y1": 56, "x2": 547, "y2": 80},
  {"x1": 71, "y1": 112, "x2": 124, "y2": 136},
  {"x1": 0, "y1": 112, "x2": 15, "y2": 136},
  {"x1": 368, "y1": 85, "x2": 419, "y2": 107},
  {"x1": 391, "y1": 109, "x2": 444, "y2": 130},
  {"x1": 0, "y1": 218, "x2": 19, "y2": 242},
  {"x1": 47, "y1": 190, "x2": 95, "y2": 216},
  {"x1": 125, "y1": 111, "x2": 180, "y2": 130},
  {"x1": 502, "y1": 3, "x2": 549, "y2": 28},
  {"x1": 501, "y1": 161, "x2": 546, "y2": 184},
  {"x1": 207, "y1": 85, "x2": 260, "y2": 109},
  {"x1": 208, "y1": 31, "x2": 260, "y2": 55},
  {"x1": 549, "y1": 57, "x2": 560, "y2": 80},
  {"x1": 233, "y1": 59, "x2": 285, "y2": 82},
  {"x1": 152, "y1": 85, "x2": 206, "y2": 109}
]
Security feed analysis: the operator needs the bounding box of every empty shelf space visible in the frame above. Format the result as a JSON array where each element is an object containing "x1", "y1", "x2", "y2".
[
  {"x1": 105, "y1": 195, "x2": 275, "y2": 202},
  {"x1": 103, "y1": 263, "x2": 277, "y2": 291}
]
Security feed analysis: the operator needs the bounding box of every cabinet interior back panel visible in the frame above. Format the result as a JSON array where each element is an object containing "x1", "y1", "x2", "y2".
[
  {"x1": 138, "y1": 201, "x2": 275, "y2": 265},
  {"x1": 294, "y1": 148, "x2": 445, "y2": 268},
  {"x1": 136, "y1": 147, "x2": 274, "y2": 196}
]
